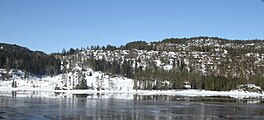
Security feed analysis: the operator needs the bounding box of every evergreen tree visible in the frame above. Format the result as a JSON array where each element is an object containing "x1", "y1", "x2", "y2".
[{"x1": 75, "y1": 73, "x2": 88, "y2": 89}]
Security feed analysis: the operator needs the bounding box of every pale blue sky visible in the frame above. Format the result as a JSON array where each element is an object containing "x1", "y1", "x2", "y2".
[{"x1": 1, "y1": 0, "x2": 264, "y2": 53}]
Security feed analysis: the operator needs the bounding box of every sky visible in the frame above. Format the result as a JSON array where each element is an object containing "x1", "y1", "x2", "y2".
[{"x1": 0, "y1": 0, "x2": 264, "y2": 53}]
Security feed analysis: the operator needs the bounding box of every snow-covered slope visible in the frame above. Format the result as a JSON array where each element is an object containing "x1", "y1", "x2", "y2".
[{"x1": 0, "y1": 68, "x2": 133, "y2": 91}]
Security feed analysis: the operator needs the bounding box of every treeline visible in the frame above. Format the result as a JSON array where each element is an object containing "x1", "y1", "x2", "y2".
[
  {"x1": 85, "y1": 57, "x2": 134, "y2": 78},
  {"x1": 0, "y1": 43, "x2": 61, "y2": 76},
  {"x1": 60, "y1": 41, "x2": 155, "y2": 53},
  {"x1": 133, "y1": 69, "x2": 242, "y2": 91},
  {"x1": 62, "y1": 36, "x2": 264, "y2": 53},
  {"x1": 83, "y1": 56, "x2": 264, "y2": 91}
]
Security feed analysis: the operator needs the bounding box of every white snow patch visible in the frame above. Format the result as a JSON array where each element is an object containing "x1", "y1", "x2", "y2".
[{"x1": 163, "y1": 65, "x2": 173, "y2": 70}]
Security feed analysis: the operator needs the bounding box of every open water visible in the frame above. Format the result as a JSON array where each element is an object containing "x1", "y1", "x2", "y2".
[{"x1": 0, "y1": 91, "x2": 264, "y2": 120}]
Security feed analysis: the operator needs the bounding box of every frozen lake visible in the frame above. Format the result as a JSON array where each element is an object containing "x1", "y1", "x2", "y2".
[{"x1": 0, "y1": 91, "x2": 264, "y2": 120}]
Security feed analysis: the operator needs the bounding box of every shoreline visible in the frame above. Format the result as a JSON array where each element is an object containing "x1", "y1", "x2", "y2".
[{"x1": 0, "y1": 87, "x2": 263, "y2": 98}]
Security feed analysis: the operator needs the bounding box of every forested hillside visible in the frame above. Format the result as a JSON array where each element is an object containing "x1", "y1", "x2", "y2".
[
  {"x1": 1, "y1": 36, "x2": 264, "y2": 91},
  {"x1": 60, "y1": 37, "x2": 264, "y2": 91},
  {"x1": 0, "y1": 43, "x2": 61, "y2": 76}
]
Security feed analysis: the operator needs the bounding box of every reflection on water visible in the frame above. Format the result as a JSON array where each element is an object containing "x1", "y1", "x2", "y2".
[
  {"x1": 1, "y1": 90, "x2": 263, "y2": 104},
  {"x1": 133, "y1": 95, "x2": 264, "y2": 104},
  {"x1": 11, "y1": 91, "x2": 17, "y2": 97},
  {"x1": 0, "y1": 91, "x2": 264, "y2": 120}
]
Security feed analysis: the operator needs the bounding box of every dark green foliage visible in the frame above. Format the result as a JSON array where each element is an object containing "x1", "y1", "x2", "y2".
[
  {"x1": 162, "y1": 38, "x2": 188, "y2": 44},
  {"x1": 123, "y1": 41, "x2": 148, "y2": 50},
  {"x1": 190, "y1": 46, "x2": 214, "y2": 52},
  {"x1": 0, "y1": 43, "x2": 61, "y2": 76},
  {"x1": 11, "y1": 79, "x2": 17, "y2": 88},
  {"x1": 201, "y1": 76, "x2": 241, "y2": 91},
  {"x1": 75, "y1": 73, "x2": 88, "y2": 89},
  {"x1": 84, "y1": 57, "x2": 134, "y2": 78},
  {"x1": 161, "y1": 36, "x2": 224, "y2": 44},
  {"x1": 121, "y1": 41, "x2": 154, "y2": 50},
  {"x1": 104, "y1": 45, "x2": 117, "y2": 51}
]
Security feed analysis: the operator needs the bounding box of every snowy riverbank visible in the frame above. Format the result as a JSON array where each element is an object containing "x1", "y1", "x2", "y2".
[{"x1": 1, "y1": 69, "x2": 263, "y2": 99}]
